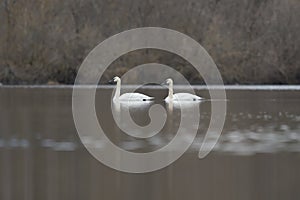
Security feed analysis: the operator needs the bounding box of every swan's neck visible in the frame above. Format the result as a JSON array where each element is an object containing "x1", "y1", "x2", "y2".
[
  {"x1": 114, "y1": 79, "x2": 121, "y2": 100},
  {"x1": 168, "y1": 81, "x2": 173, "y2": 99}
]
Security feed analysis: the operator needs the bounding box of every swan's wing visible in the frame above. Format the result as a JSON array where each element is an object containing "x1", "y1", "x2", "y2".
[{"x1": 119, "y1": 93, "x2": 154, "y2": 101}]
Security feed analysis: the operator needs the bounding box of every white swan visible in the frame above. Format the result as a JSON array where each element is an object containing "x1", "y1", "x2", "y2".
[
  {"x1": 110, "y1": 76, "x2": 154, "y2": 102},
  {"x1": 163, "y1": 78, "x2": 203, "y2": 102}
]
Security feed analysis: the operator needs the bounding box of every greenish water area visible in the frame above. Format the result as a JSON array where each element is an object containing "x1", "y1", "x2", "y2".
[{"x1": 0, "y1": 86, "x2": 300, "y2": 200}]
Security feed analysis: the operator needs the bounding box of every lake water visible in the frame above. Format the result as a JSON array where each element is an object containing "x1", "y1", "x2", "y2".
[{"x1": 1, "y1": 86, "x2": 300, "y2": 200}]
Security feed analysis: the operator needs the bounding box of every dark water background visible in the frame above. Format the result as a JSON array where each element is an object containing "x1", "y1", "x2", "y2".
[{"x1": 0, "y1": 86, "x2": 300, "y2": 200}]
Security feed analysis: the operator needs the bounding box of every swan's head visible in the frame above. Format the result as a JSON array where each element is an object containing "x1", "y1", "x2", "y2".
[
  {"x1": 161, "y1": 78, "x2": 173, "y2": 86},
  {"x1": 165, "y1": 78, "x2": 173, "y2": 85},
  {"x1": 108, "y1": 76, "x2": 120, "y2": 84},
  {"x1": 113, "y1": 76, "x2": 120, "y2": 82}
]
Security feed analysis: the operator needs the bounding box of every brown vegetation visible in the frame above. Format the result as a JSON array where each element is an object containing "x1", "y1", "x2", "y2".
[{"x1": 0, "y1": 0, "x2": 299, "y2": 84}]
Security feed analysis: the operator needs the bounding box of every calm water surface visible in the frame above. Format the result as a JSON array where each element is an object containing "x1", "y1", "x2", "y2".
[{"x1": 0, "y1": 86, "x2": 300, "y2": 200}]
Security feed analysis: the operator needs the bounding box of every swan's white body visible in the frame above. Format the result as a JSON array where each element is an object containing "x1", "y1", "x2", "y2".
[
  {"x1": 164, "y1": 78, "x2": 202, "y2": 102},
  {"x1": 112, "y1": 77, "x2": 153, "y2": 102},
  {"x1": 165, "y1": 93, "x2": 202, "y2": 102}
]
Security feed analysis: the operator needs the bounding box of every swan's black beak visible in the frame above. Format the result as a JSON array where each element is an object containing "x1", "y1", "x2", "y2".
[
  {"x1": 108, "y1": 79, "x2": 116, "y2": 85},
  {"x1": 160, "y1": 81, "x2": 167, "y2": 86}
]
